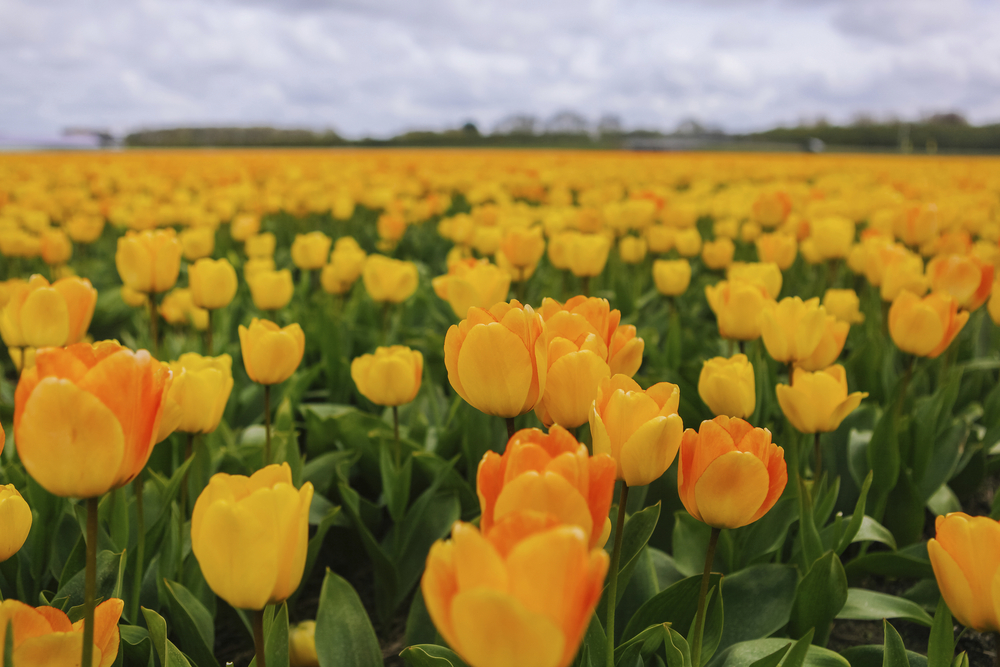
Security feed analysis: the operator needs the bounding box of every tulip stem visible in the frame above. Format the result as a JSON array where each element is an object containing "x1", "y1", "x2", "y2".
[
  {"x1": 148, "y1": 294, "x2": 159, "y2": 357},
  {"x1": 393, "y1": 405, "x2": 401, "y2": 467},
  {"x1": 995, "y1": 632, "x2": 999, "y2": 667},
  {"x1": 505, "y1": 417, "x2": 516, "y2": 442},
  {"x1": 813, "y1": 432, "x2": 822, "y2": 484},
  {"x1": 253, "y1": 608, "x2": 267, "y2": 667},
  {"x1": 264, "y1": 385, "x2": 272, "y2": 464},
  {"x1": 130, "y1": 474, "x2": 145, "y2": 625},
  {"x1": 605, "y1": 483, "x2": 629, "y2": 667},
  {"x1": 691, "y1": 526, "x2": 721, "y2": 667},
  {"x1": 81, "y1": 496, "x2": 99, "y2": 667},
  {"x1": 581, "y1": 276, "x2": 590, "y2": 297},
  {"x1": 205, "y1": 310, "x2": 213, "y2": 355}
]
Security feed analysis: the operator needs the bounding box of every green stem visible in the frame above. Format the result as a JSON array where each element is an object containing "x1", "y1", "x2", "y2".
[
  {"x1": 505, "y1": 417, "x2": 516, "y2": 442},
  {"x1": 129, "y1": 475, "x2": 145, "y2": 624},
  {"x1": 264, "y1": 384, "x2": 272, "y2": 464},
  {"x1": 393, "y1": 405, "x2": 401, "y2": 468},
  {"x1": 605, "y1": 483, "x2": 630, "y2": 667},
  {"x1": 205, "y1": 309, "x2": 213, "y2": 355},
  {"x1": 691, "y1": 527, "x2": 721, "y2": 667},
  {"x1": 81, "y1": 496, "x2": 99, "y2": 667},
  {"x1": 253, "y1": 607, "x2": 267, "y2": 667},
  {"x1": 581, "y1": 275, "x2": 590, "y2": 298},
  {"x1": 813, "y1": 431, "x2": 822, "y2": 484},
  {"x1": 148, "y1": 293, "x2": 159, "y2": 358}
]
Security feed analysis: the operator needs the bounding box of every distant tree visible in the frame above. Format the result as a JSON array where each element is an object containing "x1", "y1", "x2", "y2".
[
  {"x1": 597, "y1": 114, "x2": 623, "y2": 135},
  {"x1": 493, "y1": 114, "x2": 538, "y2": 135},
  {"x1": 544, "y1": 111, "x2": 589, "y2": 135}
]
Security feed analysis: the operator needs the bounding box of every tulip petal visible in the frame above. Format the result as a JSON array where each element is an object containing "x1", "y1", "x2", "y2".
[
  {"x1": 620, "y1": 413, "x2": 683, "y2": 487},
  {"x1": 422, "y1": 539, "x2": 459, "y2": 647},
  {"x1": 539, "y1": 350, "x2": 610, "y2": 429},
  {"x1": 456, "y1": 322, "x2": 533, "y2": 417},
  {"x1": 928, "y1": 538, "x2": 980, "y2": 631},
  {"x1": 20, "y1": 287, "x2": 70, "y2": 348},
  {"x1": 453, "y1": 522, "x2": 509, "y2": 592},
  {"x1": 451, "y1": 589, "x2": 564, "y2": 667},
  {"x1": 694, "y1": 451, "x2": 770, "y2": 529},
  {"x1": 494, "y1": 472, "x2": 594, "y2": 544},
  {"x1": 15, "y1": 633, "x2": 101, "y2": 667}
]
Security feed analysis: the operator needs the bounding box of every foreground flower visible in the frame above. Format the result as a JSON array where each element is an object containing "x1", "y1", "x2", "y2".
[
  {"x1": 422, "y1": 516, "x2": 608, "y2": 667},
  {"x1": 590, "y1": 375, "x2": 683, "y2": 487},
  {"x1": 705, "y1": 279, "x2": 771, "y2": 340},
  {"x1": 888, "y1": 290, "x2": 969, "y2": 358},
  {"x1": 477, "y1": 425, "x2": 615, "y2": 548},
  {"x1": 0, "y1": 274, "x2": 97, "y2": 349},
  {"x1": 698, "y1": 354, "x2": 756, "y2": 419},
  {"x1": 115, "y1": 228, "x2": 182, "y2": 294},
  {"x1": 678, "y1": 416, "x2": 786, "y2": 529},
  {"x1": 15, "y1": 341, "x2": 172, "y2": 498},
  {"x1": 165, "y1": 353, "x2": 234, "y2": 433},
  {"x1": 0, "y1": 483, "x2": 32, "y2": 562},
  {"x1": 928, "y1": 513, "x2": 1000, "y2": 633},
  {"x1": 351, "y1": 345, "x2": 423, "y2": 406},
  {"x1": 363, "y1": 254, "x2": 419, "y2": 303},
  {"x1": 444, "y1": 300, "x2": 546, "y2": 418},
  {"x1": 432, "y1": 258, "x2": 512, "y2": 319},
  {"x1": 239, "y1": 319, "x2": 305, "y2": 385},
  {"x1": 192, "y1": 463, "x2": 314, "y2": 610},
  {"x1": 776, "y1": 365, "x2": 867, "y2": 434},
  {"x1": 0, "y1": 598, "x2": 123, "y2": 667}
]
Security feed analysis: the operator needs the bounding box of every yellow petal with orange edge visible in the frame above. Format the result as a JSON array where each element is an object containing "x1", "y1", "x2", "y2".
[
  {"x1": 540, "y1": 351, "x2": 609, "y2": 428},
  {"x1": 20, "y1": 288, "x2": 70, "y2": 348},
  {"x1": 456, "y1": 322, "x2": 532, "y2": 417},
  {"x1": 694, "y1": 451, "x2": 770, "y2": 529},
  {"x1": 15, "y1": 633, "x2": 102, "y2": 667},
  {"x1": 494, "y1": 472, "x2": 593, "y2": 544},
  {"x1": 620, "y1": 414, "x2": 682, "y2": 487},
  {"x1": 928, "y1": 538, "x2": 981, "y2": 631},
  {"x1": 421, "y1": 540, "x2": 458, "y2": 645},
  {"x1": 452, "y1": 522, "x2": 509, "y2": 593},
  {"x1": 450, "y1": 590, "x2": 565, "y2": 667}
]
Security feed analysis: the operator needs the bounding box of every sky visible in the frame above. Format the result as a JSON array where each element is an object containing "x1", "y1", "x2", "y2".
[{"x1": 2, "y1": 0, "x2": 1000, "y2": 139}]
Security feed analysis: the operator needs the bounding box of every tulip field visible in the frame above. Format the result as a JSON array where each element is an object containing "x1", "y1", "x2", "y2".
[{"x1": 2, "y1": 148, "x2": 1000, "y2": 667}]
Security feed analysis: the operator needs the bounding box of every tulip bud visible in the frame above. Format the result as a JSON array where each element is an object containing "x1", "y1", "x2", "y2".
[
  {"x1": 351, "y1": 345, "x2": 423, "y2": 406},
  {"x1": 165, "y1": 353, "x2": 234, "y2": 434},
  {"x1": 701, "y1": 237, "x2": 734, "y2": 270},
  {"x1": 653, "y1": 259, "x2": 691, "y2": 296},
  {"x1": 0, "y1": 484, "x2": 32, "y2": 562},
  {"x1": 189, "y1": 257, "x2": 238, "y2": 310},
  {"x1": 590, "y1": 374, "x2": 683, "y2": 487},
  {"x1": 180, "y1": 226, "x2": 215, "y2": 261},
  {"x1": 678, "y1": 416, "x2": 787, "y2": 529},
  {"x1": 759, "y1": 297, "x2": 829, "y2": 365},
  {"x1": 116, "y1": 229, "x2": 182, "y2": 294},
  {"x1": 432, "y1": 259, "x2": 511, "y2": 319},
  {"x1": 880, "y1": 252, "x2": 928, "y2": 302},
  {"x1": 698, "y1": 354, "x2": 755, "y2": 418},
  {"x1": 40, "y1": 228, "x2": 72, "y2": 266},
  {"x1": 289, "y1": 621, "x2": 320, "y2": 667},
  {"x1": 928, "y1": 513, "x2": 1000, "y2": 633},
  {"x1": 888, "y1": 290, "x2": 969, "y2": 358},
  {"x1": 705, "y1": 279, "x2": 771, "y2": 340},
  {"x1": 320, "y1": 236, "x2": 367, "y2": 295},
  {"x1": 927, "y1": 254, "x2": 994, "y2": 311},
  {"x1": 822, "y1": 288, "x2": 865, "y2": 324},
  {"x1": 808, "y1": 216, "x2": 855, "y2": 260},
  {"x1": 239, "y1": 318, "x2": 305, "y2": 385},
  {"x1": 755, "y1": 232, "x2": 797, "y2": 269},
  {"x1": 245, "y1": 232, "x2": 277, "y2": 258},
  {"x1": 291, "y1": 231, "x2": 333, "y2": 270},
  {"x1": 362, "y1": 255, "x2": 419, "y2": 303},
  {"x1": 248, "y1": 269, "x2": 294, "y2": 312},
  {"x1": 192, "y1": 463, "x2": 314, "y2": 610},
  {"x1": 65, "y1": 214, "x2": 105, "y2": 244},
  {"x1": 0, "y1": 598, "x2": 123, "y2": 666},
  {"x1": 776, "y1": 365, "x2": 867, "y2": 433},
  {"x1": 0, "y1": 274, "x2": 97, "y2": 349}
]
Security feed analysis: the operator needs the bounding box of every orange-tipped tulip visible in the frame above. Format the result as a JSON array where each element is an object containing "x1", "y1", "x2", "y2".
[
  {"x1": 678, "y1": 416, "x2": 787, "y2": 529},
  {"x1": 0, "y1": 274, "x2": 96, "y2": 349},
  {"x1": 928, "y1": 513, "x2": 1000, "y2": 634},
  {"x1": 239, "y1": 319, "x2": 305, "y2": 385},
  {"x1": 478, "y1": 425, "x2": 615, "y2": 548},
  {"x1": 776, "y1": 365, "x2": 867, "y2": 434},
  {"x1": 888, "y1": 290, "x2": 969, "y2": 358},
  {"x1": 351, "y1": 345, "x2": 423, "y2": 406},
  {"x1": 15, "y1": 341, "x2": 172, "y2": 498},
  {"x1": 0, "y1": 598, "x2": 123, "y2": 667},
  {"x1": 927, "y1": 254, "x2": 994, "y2": 311}
]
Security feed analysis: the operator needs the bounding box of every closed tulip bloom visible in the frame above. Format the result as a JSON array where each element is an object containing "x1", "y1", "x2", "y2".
[
  {"x1": 645, "y1": 224, "x2": 676, "y2": 253},
  {"x1": 180, "y1": 226, "x2": 215, "y2": 261},
  {"x1": 809, "y1": 216, "x2": 855, "y2": 259},
  {"x1": 653, "y1": 259, "x2": 691, "y2": 296},
  {"x1": 727, "y1": 262, "x2": 783, "y2": 299},
  {"x1": 674, "y1": 227, "x2": 703, "y2": 257},
  {"x1": 698, "y1": 354, "x2": 756, "y2": 419},
  {"x1": 705, "y1": 280, "x2": 771, "y2": 340},
  {"x1": 165, "y1": 353, "x2": 234, "y2": 433},
  {"x1": 701, "y1": 237, "x2": 735, "y2": 270},
  {"x1": 880, "y1": 252, "x2": 928, "y2": 302},
  {"x1": 189, "y1": 257, "x2": 238, "y2": 310},
  {"x1": 472, "y1": 226, "x2": 502, "y2": 256},
  {"x1": 478, "y1": 425, "x2": 616, "y2": 548},
  {"x1": 759, "y1": 297, "x2": 829, "y2": 365},
  {"x1": 244, "y1": 257, "x2": 276, "y2": 282},
  {"x1": 159, "y1": 288, "x2": 208, "y2": 330},
  {"x1": 362, "y1": 254, "x2": 419, "y2": 303},
  {"x1": 776, "y1": 365, "x2": 867, "y2": 434},
  {"x1": 547, "y1": 231, "x2": 574, "y2": 270},
  {"x1": 678, "y1": 416, "x2": 787, "y2": 529},
  {"x1": 65, "y1": 214, "x2": 105, "y2": 244},
  {"x1": 589, "y1": 375, "x2": 684, "y2": 487},
  {"x1": 120, "y1": 285, "x2": 148, "y2": 308},
  {"x1": 538, "y1": 296, "x2": 643, "y2": 378},
  {"x1": 533, "y1": 327, "x2": 611, "y2": 429},
  {"x1": 618, "y1": 235, "x2": 648, "y2": 264},
  {"x1": 432, "y1": 259, "x2": 512, "y2": 319},
  {"x1": 422, "y1": 517, "x2": 608, "y2": 667},
  {"x1": 567, "y1": 233, "x2": 612, "y2": 278},
  {"x1": 752, "y1": 190, "x2": 792, "y2": 227},
  {"x1": 377, "y1": 212, "x2": 407, "y2": 246},
  {"x1": 192, "y1": 463, "x2": 314, "y2": 610},
  {"x1": 40, "y1": 228, "x2": 72, "y2": 266},
  {"x1": 796, "y1": 314, "x2": 849, "y2": 371},
  {"x1": 499, "y1": 226, "x2": 546, "y2": 271},
  {"x1": 823, "y1": 288, "x2": 865, "y2": 324},
  {"x1": 239, "y1": 318, "x2": 305, "y2": 385},
  {"x1": 289, "y1": 621, "x2": 320, "y2": 667},
  {"x1": 15, "y1": 341, "x2": 172, "y2": 498},
  {"x1": 927, "y1": 254, "x2": 994, "y2": 310},
  {"x1": 249, "y1": 269, "x2": 294, "y2": 311},
  {"x1": 0, "y1": 484, "x2": 32, "y2": 562},
  {"x1": 0, "y1": 274, "x2": 97, "y2": 349},
  {"x1": 245, "y1": 232, "x2": 276, "y2": 258},
  {"x1": 889, "y1": 290, "x2": 969, "y2": 358},
  {"x1": 755, "y1": 232, "x2": 797, "y2": 269},
  {"x1": 351, "y1": 345, "x2": 423, "y2": 406},
  {"x1": 928, "y1": 513, "x2": 1000, "y2": 633},
  {"x1": 741, "y1": 222, "x2": 763, "y2": 243},
  {"x1": 444, "y1": 300, "x2": 546, "y2": 418},
  {"x1": 291, "y1": 231, "x2": 332, "y2": 270},
  {"x1": 0, "y1": 598, "x2": 123, "y2": 667},
  {"x1": 230, "y1": 213, "x2": 260, "y2": 241},
  {"x1": 609, "y1": 325, "x2": 644, "y2": 377},
  {"x1": 116, "y1": 229, "x2": 182, "y2": 294}
]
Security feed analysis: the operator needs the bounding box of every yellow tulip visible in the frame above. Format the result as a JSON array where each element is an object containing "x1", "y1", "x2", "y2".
[
  {"x1": 538, "y1": 296, "x2": 643, "y2": 379},
  {"x1": 180, "y1": 226, "x2": 215, "y2": 261},
  {"x1": 116, "y1": 228, "x2": 182, "y2": 294},
  {"x1": 888, "y1": 290, "x2": 969, "y2": 359},
  {"x1": 351, "y1": 345, "x2": 423, "y2": 406},
  {"x1": 653, "y1": 259, "x2": 691, "y2": 296},
  {"x1": 159, "y1": 288, "x2": 208, "y2": 331},
  {"x1": 705, "y1": 279, "x2": 771, "y2": 340},
  {"x1": 645, "y1": 225, "x2": 675, "y2": 253},
  {"x1": 674, "y1": 227, "x2": 703, "y2": 257},
  {"x1": 776, "y1": 365, "x2": 867, "y2": 433},
  {"x1": 796, "y1": 314, "x2": 850, "y2": 371},
  {"x1": 567, "y1": 233, "x2": 612, "y2": 278},
  {"x1": 755, "y1": 232, "x2": 797, "y2": 269},
  {"x1": 759, "y1": 297, "x2": 829, "y2": 365},
  {"x1": 191, "y1": 463, "x2": 314, "y2": 610},
  {"x1": 246, "y1": 232, "x2": 277, "y2": 258},
  {"x1": 698, "y1": 354, "x2": 756, "y2": 418},
  {"x1": 618, "y1": 235, "x2": 648, "y2": 264},
  {"x1": 533, "y1": 321, "x2": 611, "y2": 429},
  {"x1": 927, "y1": 254, "x2": 994, "y2": 310},
  {"x1": 320, "y1": 236, "x2": 367, "y2": 295},
  {"x1": 928, "y1": 513, "x2": 1000, "y2": 633},
  {"x1": 291, "y1": 231, "x2": 332, "y2": 270},
  {"x1": 752, "y1": 190, "x2": 792, "y2": 227},
  {"x1": 498, "y1": 226, "x2": 546, "y2": 272},
  {"x1": 289, "y1": 621, "x2": 320, "y2": 667},
  {"x1": 0, "y1": 484, "x2": 32, "y2": 562},
  {"x1": 40, "y1": 228, "x2": 72, "y2": 266},
  {"x1": 589, "y1": 374, "x2": 683, "y2": 487},
  {"x1": 880, "y1": 252, "x2": 928, "y2": 302},
  {"x1": 248, "y1": 269, "x2": 294, "y2": 311},
  {"x1": 0, "y1": 598, "x2": 123, "y2": 667},
  {"x1": 189, "y1": 257, "x2": 238, "y2": 310},
  {"x1": 230, "y1": 213, "x2": 260, "y2": 241},
  {"x1": 362, "y1": 254, "x2": 419, "y2": 303},
  {"x1": 727, "y1": 262, "x2": 783, "y2": 299},
  {"x1": 701, "y1": 237, "x2": 734, "y2": 270},
  {"x1": 239, "y1": 318, "x2": 305, "y2": 385},
  {"x1": 0, "y1": 274, "x2": 97, "y2": 349},
  {"x1": 822, "y1": 288, "x2": 865, "y2": 324},
  {"x1": 432, "y1": 258, "x2": 511, "y2": 319},
  {"x1": 165, "y1": 353, "x2": 234, "y2": 433},
  {"x1": 244, "y1": 257, "x2": 276, "y2": 282},
  {"x1": 808, "y1": 216, "x2": 855, "y2": 260},
  {"x1": 65, "y1": 214, "x2": 105, "y2": 244}
]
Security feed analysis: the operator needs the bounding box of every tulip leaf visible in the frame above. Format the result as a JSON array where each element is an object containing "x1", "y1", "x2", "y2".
[
  {"x1": 391, "y1": 492, "x2": 460, "y2": 611},
  {"x1": 400, "y1": 644, "x2": 468, "y2": 667},
  {"x1": 108, "y1": 486, "x2": 131, "y2": 553},
  {"x1": 663, "y1": 625, "x2": 692, "y2": 667},
  {"x1": 796, "y1": 476, "x2": 825, "y2": 569},
  {"x1": 835, "y1": 588, "x2": 933, "y2": 627},
  {"x1": 615, "y1": 622, "x2": 668, "y2": 665},
  {"x1": 120, "y1": 625, "x2": 154, "y2": 667},
  {"x1": 844, "y1": 544, "x2": 934, "y2": 580},
  {"x1": 338, "y1": 481, "x2": 398, "y2": 618},
  {"x1": 303, "y1": 450, "x2": 359, "y2": 497},
  {"x1": 737, "y1": 497, "x2": 798, "y2": 568},
  {"x1": 746, "y1": 643, "x2": 790, "y2": 667},
  {"x1": 606, "y1": 502, "x2": 661, "y2": 604},
  {"x1": 789, "y1": 550, "x2": 848, "y2": 647},
  {"x1": 883, "y1": 621, "x2": 911, "y2": 667},
  {"x1": 380, "y1": 441, "x2": 414, "y2": 523},
  {"x1": 711, "y1": 637, "x2": 850, "y2": 667},
  {"x1": 162, "y1": 579, "x2": 221, "y2": 667},
  {"x1": 581, "y1": 612, "x2": 607, "y2": 667},
  {"x1": 867, "y1": 400, "x2": 901, "y2": 521},
  {"x1": 141, "y1": 606, "x2": 194, "y2": 667},
  {"x1": 54, "y1": 549, "x2": 124, "y2": 610},
  {"x1": 716, "y1": 564, "x2": 797, "y2": 654},
  {"x1": 315, "y1": 569, "x2": 383, "y2": 667},
  {"x1": 951, "y1": 652, "x2": 969, "y2": 667},
  {"x1": 672, "y1": 512, "x2": 713, "y2": 577},
  {"x1": 258, "y1": 602, "x2": 290, "y2": 667},
  {"x1": 835, "y1": 471, "x2": 873, "y2": 554},
  {"x1": 4, "y1": 620, "x2": 13, "y2": 667},
  {"x1": 622, "y1": 573, "x2": 722, "y2": 645},
  {"x1": 927, "y1": 597, "x2": 954, "y2": 667},
  {"x1": 403, "y1": 589, "x2": 438, "y2": 648}
]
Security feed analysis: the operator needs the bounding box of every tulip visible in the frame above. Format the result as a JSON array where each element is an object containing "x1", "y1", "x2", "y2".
[
  {"x1": 755, "y1": 232, "x2": 797, "y2": 269},
  {"x1": 880, "y1": 252, "x2": 928, "y2": 302},
  {"x1": 472, "y1": 226, "x2": 502, "y2": 256},
  {"x1": 249, "y1": 269, "x2": 294, "y2": 312},
  {"x1": 653, "y1": 259, "x2": 691, "y2": 296},
  {"x1": 41, "y1": 228, "x2": 72, "y2": 266},
  {"x1": 0, "y1": 274, "x2": 97, "y2": 350},
  {"x1": 422, "y1": 517, "x2": 608, "y2": 667},
  {"x1": 698, "y1": 354, "x2": 756, "y2": 419},
  {"x1": 895, "y1": 203, "x2": 939, "y2": 248},
  {"x1": 444, "y1": 300, "x2": 546, "y2": 419},
  {"x1": 230, "y1": 213, "x2": 260, "y2": 241},
  {"x1": 377, "y1": 212, "x2": 407, "y2": 247},
  {"x1": 244, "y1": 257, "x2": 276, "y2": 282},
  {"x1": 432, "y1": 259, "x2": 512, "y2": 319},
  {"x1": 796, "y1": 314, "x2": 849, "y2": 371},
  {"x1": 674, "y1": 227, "x2": 703, "y2": 257},
  {"x1": 159, "y1": 288, "x2": 208, "y2": 331},
  {"x1": 752, "y1": 190, "x2": 792, "y2": 227},
  {"x1": 822, "y1": 288, "x2": 865, "y2": 324},
  {"x1": 351, "y1": 345, "x2": 423, "y2": 407},
  {"x1": 289, "y1": 621, "x2": 320, "y2": 667},
  {"x1": 180, "y1": 226, "x2": 215, "y2": 261},
  {"x1": 618, "y1": 235, "x2": 648, "y2": 264},
  {"x1": 165, "y1": 353, "x2": 234, "y2": 433},
  {"x1": 320, "y1": 236, "x2": 367, "y2": 295},
  {"x1": 539, "y1": 296, "x2": 643, "y2": 377},
  {"x1": 189, "y1": 257, "x2": 238, "y2": 311},
  {"x1": 990, "y1": 279, "x2": 1000, "y2": 326},
  {"x1": 776, "y1": 365, "x2": 867, "y2": 434},
  {"x1": 888, "y1": 290, "x2": 969, "y2": 358},
  {"x1": 478, "y1": 425, "x2": 615, "y2": 548},
  {"x1": 740, "y1": 221, "x2": 763, "y2": 243},
  {"x1": 928, "y1": 513, "x2": 1000, "y2": 633},
  {"x1": 646, "y1": 225, "x2": 676, "y2": 253},
  {"x1": 567, "y1": 233, "x2": 612, "y2": 278},
  {"x1": 120, "y1": 285, "x2": 148, "y2": 308},
  {"x1": 115, "y1": 229, "x2": 182, "y2": 294},
  {"x1": 727, "y1": 262, "x2": 783, "y2": 299},
  {"x1": 701, "y1": 237, "x2": 734, "y2": 270},
  {"x1": 498, "y1": 226, "x2": 546, "y2": 275},
  {"x1": 0, "y1": 279, "x2": 27, "y2": 310},
  {"x1": 705, "y1": 279, "x2": 771, "y2": 340},
  {"x1": 239, "y1": 318, "x2": 305, "y2": 386},
  {"x1": 713, "y1": 218, "x2": 739, "y2": 239},
  {"x1": 927, "y1": 254, "x2": 994, "y2": 310},
  {"x1": 15, "y1": 341, "x2": 172, "y2": 498},
  {"x1": 246, "y1": 232, "x2": 277, "y2": 258},
  {"x1": 533, "y1": 329, "x2": 610, "y2": 430},
  {"x1": 547, "y1": 231, "x2": 574, "y2": 270},
  {"x1": 808, "y1": 216, "x2": 855, "y2": 260},
  {"x1": 66, "y1": 214, "x2": 105, "y2": 244},
  {"x1": 362, "y1": 254, "x2": 419, "y2": 303},
  {"x1": 0, "y1": 598, "x2": 123, "y2": 667},
  {"x1": 589, "y1": 374, "x2": 683, "y2": 487},
  {"x1": 609, "y1": 325, "x2": 643, "y2": 377},
  {"x1": 0, "y1": 483, "x2": 32, "y2": 562},
  {"x1": 291, "y1": 231, "x2": 332, "y2": 270},
  {"x1": 192, "y1": 463, "x2": 314, "y2": 610},
  {"x1": 759, "y1": 297, "x2": 829, "y2": 365}
]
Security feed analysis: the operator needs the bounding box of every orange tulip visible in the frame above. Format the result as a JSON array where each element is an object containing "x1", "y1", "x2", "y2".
[
  {"x1": 888, "y1": 290, "x2": 969, "y2": 358},
  {"x1": 928, "y1": 513, "x2": 1000, "y2": 633},
  {"x1": 477, "y1": 425, "x2": 615, "y2": 548},
  {"x1": 0, "y1": 275, "x2": 97, "y2": 349},
  {"x1": 927, "y1": 254, "x2": 994, "y2": 311},
  {"x1": 0, "y1": 598, "x2": 123, "y2": 667}
]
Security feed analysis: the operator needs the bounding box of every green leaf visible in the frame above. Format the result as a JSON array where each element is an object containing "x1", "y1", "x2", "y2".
[
  {"x1": 54, "y1": 550, "x2": 124, "y2": 610},
  {"x1": 844, "y1": 548, "x2": 933, "y2": 580},
  {"x1": 882, "y1": 621, "x2": 911, "y2": 667},
  {"x1": 4, "y1": 620, "x2": 13, "y2": 667},
  {"x1": 663, "y1": 626, "x2": 692, "y2": 667},
  {"x1": 400, "y1": 645, "x2": 468, "y2": 667},
  {"x1": 867, "y1": 402, "x2": 900, "y2": 519},
  {"x1": 717, "y1": 565, "x2": 797, "y2": 654},
  {"x1": 381, "y1": 443, "x2": 413, "y2": 523},
  {"x1": 611, "y1": 502, "x2": 662, "y2": 603},
  {"x1": 581, "y1": 612, "x2": 607, "y2": 667},
  {"x1": 950, "y1": 653, "x2": 969, "y2": 667},
  {"x1": 616, "y1": 623, "x2": 668, "y2": 665},
  {"x1": 141, "y1": 607, "x2": 194, "y2": 667},
  {"x1": 738, "y1": 498, "x2": 798, "y2": 567},
  {"x1": 782, "y1": 629, "x2": 815, "y2": 667},
  {"x1": 925, "y1": 484, "x2": 962, "y2": 517},
  {"x1": 390, "y1": 492, "x2": 460, "y2": 613},
  {"x1": 263, "y1": 602, "x2": 290, "y2": 667},
  {"x1": 836, "y1": 472, "x2": 873, "y2": 554},
  {"x1": 315, "y1": 569, "x2": 383, "y2": 667},
  {"x1": 747, "y1": 643, "x2": 790, "y2": 667},
  {"x1": 710, "y1": 638, "x2": 850, "y2": 667},
  {"x1": 120, "y1": 625, "x2": 153, "y2": 667},
  {"x1": 797, "y1": 476, "x2": 824, "y2": 569},
  {"x1": 687, "y1": 583, "x2": 724, "y2": 666},
  {"x1": 162, "y1": 580, "x2": 221, "y2": 667},
  {"x1": 672, "y1": 511, "x2": 712, "y2": 577},
  {"x1": 789, "y1": 551, "x2": 848, "y2": 646},
  {"x1": 926, "y1": 597, "x2": 954, "y2": 667},
  {"x1": 835, "y1": 589, "x2": 933, "y2": 627},
  {"x1": 851, "y1": 516, "x2": 897, "y2": 550},
  {"x1": 622, "y1": 573, "x2": 722, "y2": 643},
  {"x1": 338, "y1": 482, "x2": 398, "y2": 620}
]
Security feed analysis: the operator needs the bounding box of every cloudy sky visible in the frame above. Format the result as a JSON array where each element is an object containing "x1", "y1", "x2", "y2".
[{"x1": 2, "y1": 0, "x2": 999, "y2": 138}]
